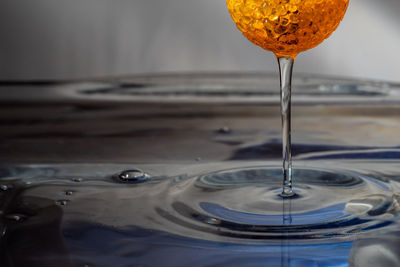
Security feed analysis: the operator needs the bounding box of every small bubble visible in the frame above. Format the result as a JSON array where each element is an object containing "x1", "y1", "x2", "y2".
[
  {"x1": 217, "y1": 126, "x2": 232, "y2": 134},
  {"x1": 65, "y1": 190, "x2": 74, "y2": 196},
  {"x1": 72, "y1": 178, "x2": 83, "y2": 183},
  {"x1": 206, "y1": 217, "x2": 221, "y2": 225},
  {"x1": 5, "y1": 214, "x2": 27, "y2": 222},
  {"x1": 195, "y1": 157, "x2": 202, "y2": 162},
  {"x1": 117, "y1": 169, "x2": 151, "y2": 183},
  {"x1": 56, "y1": 200, "x2": 70, "y2": 206},
  {"x1": 0, "y1": 185, "x2": 8, "y2": 191}
]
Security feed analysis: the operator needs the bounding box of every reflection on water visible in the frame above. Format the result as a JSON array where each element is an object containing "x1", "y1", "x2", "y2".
[{"x1": 0, "y1": 162, "x2": 400, "y2": 266}]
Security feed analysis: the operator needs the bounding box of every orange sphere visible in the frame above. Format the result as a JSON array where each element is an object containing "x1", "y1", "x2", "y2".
[{"x1": 227, "y1": 0, "x2": 349, "y2": 58}]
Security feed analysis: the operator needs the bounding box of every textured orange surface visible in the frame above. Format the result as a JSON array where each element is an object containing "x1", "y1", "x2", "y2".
[{"x1": 227, "y1": 0, "x2": 349, "y2": 58}]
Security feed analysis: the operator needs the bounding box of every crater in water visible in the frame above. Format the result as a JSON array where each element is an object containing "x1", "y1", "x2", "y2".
[{"x1": 152, "y1": 167, "x2": 400, "y2": 242}]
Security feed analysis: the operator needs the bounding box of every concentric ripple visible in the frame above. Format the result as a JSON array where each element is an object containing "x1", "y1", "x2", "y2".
[{"x1": 153, "y1": 167, "x2": 400, "y2": 243}]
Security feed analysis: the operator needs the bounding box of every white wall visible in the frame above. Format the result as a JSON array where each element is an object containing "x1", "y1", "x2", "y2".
[{"x1": 0, "y1": 0, "x2": 399, "y2": 82}]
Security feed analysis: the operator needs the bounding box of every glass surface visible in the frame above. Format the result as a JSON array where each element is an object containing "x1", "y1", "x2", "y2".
[
  {"x1": 226, "y1": 0, "x2": 349, "y2": 58},
  {"x1": 1, "y1": 74, "x2": 400, "y2": 266}
]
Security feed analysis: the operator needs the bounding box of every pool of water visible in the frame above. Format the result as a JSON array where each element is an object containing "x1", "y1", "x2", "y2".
[{"x1": 0, "y1": 74, "x2": 400, "y2": 266}]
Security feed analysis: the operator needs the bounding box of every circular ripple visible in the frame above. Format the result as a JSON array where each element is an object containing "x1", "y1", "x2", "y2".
[{"x1": 155, "y1": 167, "x2": 400, "y2": 242}]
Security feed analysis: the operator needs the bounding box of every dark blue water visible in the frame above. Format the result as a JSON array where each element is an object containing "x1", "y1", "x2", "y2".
[{"x1": 64, "y1": 223, "x2": 352, "y2": 267}]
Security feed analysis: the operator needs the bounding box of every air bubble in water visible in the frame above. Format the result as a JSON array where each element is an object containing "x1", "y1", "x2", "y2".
[
  {"x1": 206, "y1": 217, "x2": 221, "y2": 225},
  {"x1": 0, "y1": 185, "x2": 8, "y2": 191},
  {"x1": 117, "y1": 169, "x2": 151, "y2": 183},
  {"x1": 56, "y1": 200, "x2": 70, "y2": 206},
  {"x1": 5, "y1": 214, "x2": 27, "y2": 222},
  {"x1": 217, "y1": 126, "x2": 232, "y2": 134},
  {"x1": 65, "y1": 190, "x2": 74, "y2": 196}
]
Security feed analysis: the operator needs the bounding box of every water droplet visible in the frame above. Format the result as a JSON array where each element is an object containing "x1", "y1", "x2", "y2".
[
  {"x1": 117, "y1": 169, "x2": 151, "y2": 183},
  {"x1": 0, "y1": 185, "x2": 8, "y2": 191},
  {"x1": 217, "y1": 126, "x2": 232, "y2": 134},
  {"x1": 65, "y1": 190, "x2": 74, "y2": 196},
  {"x1": 196, "y1": 157, "x2": 202, "y2": 162},
  {"x1": 5, "y1": 214, "x2": 27, "y2": 222},
  {"x1": 72, "y1": 178, "x2": 83, "y2": 183},
  {"x1": 56, "y1": 200, "x2": 70, "y2": 206},
  {"x1": 1, "y1": 227, "x2": 6, "y2": 237}
]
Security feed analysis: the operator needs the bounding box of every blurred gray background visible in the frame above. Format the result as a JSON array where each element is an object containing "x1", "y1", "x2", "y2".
[{"x1": 0, "y1": 0, "x2": 399, "y2": 82}]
